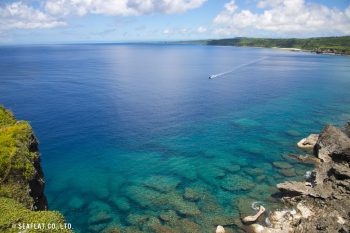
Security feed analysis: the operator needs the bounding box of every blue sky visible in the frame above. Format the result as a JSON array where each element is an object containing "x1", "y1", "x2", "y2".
[{"x1": 0, "y1": 0, "x2": 349, "y2": 44}]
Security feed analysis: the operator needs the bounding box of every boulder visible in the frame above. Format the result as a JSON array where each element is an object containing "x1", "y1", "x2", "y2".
[
  {"x1": 216, "y1": 225, "x2": 225, "y2": 233},
  {"x1": 297, "y1": 134, "x2": 319, "y2": 149},
  {"x1": 242, "y1": 205, "x2": 265, "y2": 224}
]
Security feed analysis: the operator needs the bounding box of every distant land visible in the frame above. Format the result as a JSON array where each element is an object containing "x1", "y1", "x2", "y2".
[{"x1": 182, "y1": 36, "x2": 350, "y2": 55}]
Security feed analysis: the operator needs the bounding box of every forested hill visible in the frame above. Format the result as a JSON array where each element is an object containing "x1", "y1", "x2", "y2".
[{"x1": 200, "y1": 36, "x2": 350, "y2": 55}]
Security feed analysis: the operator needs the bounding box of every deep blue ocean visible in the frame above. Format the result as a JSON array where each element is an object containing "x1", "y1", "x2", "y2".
[{"x1": 0, "y1": 44, "x2": 349, "y2": 233}]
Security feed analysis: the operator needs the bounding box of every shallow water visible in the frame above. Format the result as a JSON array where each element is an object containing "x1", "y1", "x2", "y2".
[{"x1": 0, "y1": 44, "x2": 350, "y2": 232}]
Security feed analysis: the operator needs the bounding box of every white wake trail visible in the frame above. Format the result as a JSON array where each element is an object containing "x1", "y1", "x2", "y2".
[{"x1": 209, "y1": 57, "x2": 267, "y2": 79}]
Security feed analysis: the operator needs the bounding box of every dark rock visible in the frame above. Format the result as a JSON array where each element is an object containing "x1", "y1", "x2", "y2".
[
  {"x1": 27, "y1": 134, "x2": 48, "y2": 210},
  {"x1": 331, "y1": 163, "x2": 350, "y2": 179}
]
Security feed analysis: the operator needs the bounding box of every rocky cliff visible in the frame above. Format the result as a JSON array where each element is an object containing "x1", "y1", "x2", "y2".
[
  {"x1": 245, "y1": 123, "x2": 350, "y2": 233},
  {"x1": 0, "y1": 106, "x2": 72, "y2": 233}
]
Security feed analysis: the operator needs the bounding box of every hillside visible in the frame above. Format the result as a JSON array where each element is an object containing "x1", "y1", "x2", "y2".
[{"x1": 203, "y1": 36, "x2": 350, "y2": 55}]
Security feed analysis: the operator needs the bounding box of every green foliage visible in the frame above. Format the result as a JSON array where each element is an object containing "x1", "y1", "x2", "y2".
[
  {"x1": 0, "y1": 106, "x2": 39, "y2": 207},
  {"x1": 205, "y1": 36, "x2": 350, "y2": 55},
  {"x1": 0, "y1": 106, "x2": 16, "y2": 127},
  {"x1": 0, "y1": 197, "x2": 72, "y2": 233},
  {"x1": 0, "y1": 182, "x2": 33, "y2": 209},
  {"x1": 0, "y1": 118, "x2": 37, "y2": 183},
  {"x1": 0, "y1": 106, "x2": 73, "y2": 232}
]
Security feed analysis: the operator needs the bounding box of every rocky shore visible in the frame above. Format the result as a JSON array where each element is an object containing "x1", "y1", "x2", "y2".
[{"x1": 244, "y1": 123, "x2": 350, "y2": 233}]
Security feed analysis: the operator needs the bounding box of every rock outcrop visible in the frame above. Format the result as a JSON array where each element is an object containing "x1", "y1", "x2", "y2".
[
  {"x1": 247, "y1": 123, "x2": 350, "y2": 233},
  {"x1": 297, "y1": 134, "x2": 319, "y2": 149}
]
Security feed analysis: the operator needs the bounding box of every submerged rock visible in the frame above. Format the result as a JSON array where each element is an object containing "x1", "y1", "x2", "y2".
[
  {"x1": 245, "y1": 167, "x2": 265, "y2": 176},
  {"x1": 183, "y1": 188, "x2": 202, "y2": 202},
  {"x1": 286, "y1": 130, "x2": 301, "y2": 137},
  {"x1": 198, "y1": 166, "x2": 226, "y2": 185},
  {"x1": 219, "y1": 164, "x2": 241, "y2": 173},
  {"x1": 102, "y1": 225, "x2": 122, "y2": 233},
  {"x1": 67, "y1": 196, "x2": 85, "y2": 210},
  {"x1": 272, "y1": 161, "x2": 293, "y2": 169},
  {"x1": 279, "y1": 168, "x2": 297, "y2": 177},
  {"x1": 169, "y1": 191, "x2": 201, "y2": 217},
  {"x1": 111, "y1": 197, "x2": 131, "y2": 212},
  {"x1": 126, "y1": 214, "x2": 149, "y2": 227},
  {"x1": 159, "y1": 210, "x2": 179, "y2": 223},
  {"x1": 177, "y1": 219, "x2": 201, "y2": 233},
  {"x1": 88, "y1": 211, "x2": 112, "y2": 225},
  {"x1": 143, "y1": 176, "x2": 181, "y2": 193},
  {"x1": 126, "y1": 185, "x2": 167, "y2": 208},
  {"x1": 221, "y1": 174, "x2": 255, "y2": 192},
  {"x1": 233, "y1": 118, "x2": 261, "y2": 128}
]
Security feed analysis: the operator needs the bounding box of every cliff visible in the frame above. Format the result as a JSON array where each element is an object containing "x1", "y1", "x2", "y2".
[
  {"x1": 245, "y1": 123, "x2": 350, "y2": 233},
  {"x1": 0, "y1": 106, "x2": 72, "y2": 233}
]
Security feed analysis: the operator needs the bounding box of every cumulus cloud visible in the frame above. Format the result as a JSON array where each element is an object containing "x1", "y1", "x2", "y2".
[
  {"x1": 0, "y1": 2, "x2": 65, "y2": 32},
  {"x1": 197, "y1": 26, "x2": 207, "y2": 33},
  {"x1": 214, "y1": 0, "x2": 350, "y2": 36},
  {"x1": 0, "y1": 0, "x2": 206, "y2": 33},
  {"x1": 44, "y1": 0, "x2": 207, "y2": 16}
]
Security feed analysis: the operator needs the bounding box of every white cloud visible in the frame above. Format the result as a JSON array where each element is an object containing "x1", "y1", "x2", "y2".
[
  {"x1": 197, "y1": 26, "x2": 207, "y2": 33},
  {"x1": 214, "y1": 0, "x2": 350, "y2": 36},
  {"x1": 0, "y1": 2, "x2": 66, "y2": 32},
  {"x1": 44, "y1": 0, "x2": 207, "y2": 16}
]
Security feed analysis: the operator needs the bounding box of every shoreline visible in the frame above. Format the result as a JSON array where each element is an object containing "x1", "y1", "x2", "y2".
[{"x1": 239, "y1": 123, "x2": 350, "y2": 233}]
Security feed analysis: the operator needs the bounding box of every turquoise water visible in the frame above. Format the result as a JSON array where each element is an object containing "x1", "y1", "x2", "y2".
[{"x1": 0, "y1": 44, "x2": 350, "y2": 232}]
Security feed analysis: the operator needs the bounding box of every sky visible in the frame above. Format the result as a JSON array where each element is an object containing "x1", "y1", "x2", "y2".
[{"x1": 0, "y1": 0, "x2": 350, "y2": 44}]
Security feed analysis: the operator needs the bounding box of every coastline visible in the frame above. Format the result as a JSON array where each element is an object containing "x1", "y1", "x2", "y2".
[
  {"x1": 0, "y1": 106, "x2": 72, "y2": 233},
  {"x1": 240, "y1": 123, "x2": 350, "y2": 233}
]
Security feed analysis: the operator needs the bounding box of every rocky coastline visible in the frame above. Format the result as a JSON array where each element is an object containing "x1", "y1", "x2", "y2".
[{"x1": 242, "y1": 123, "x2": 350, "y2": 233}]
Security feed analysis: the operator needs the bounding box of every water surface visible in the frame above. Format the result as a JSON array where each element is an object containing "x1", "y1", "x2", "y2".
[{"x1": 0, "y1": 44, "x2": 349, "y2": 232}]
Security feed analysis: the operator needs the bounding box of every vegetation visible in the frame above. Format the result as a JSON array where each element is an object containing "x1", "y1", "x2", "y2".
[
  {"x1": 0, "y1": 197, "x2": 71, "y2": 233},
  {"x1": 202, "y1": 36, "x2": 350, "y2": 55},
  {"x1": 0, "y1": 106, "x2": 38, "y2": 208},
  {"x1": 0, "y1": 106, "x2": 72, "y2": 233}
]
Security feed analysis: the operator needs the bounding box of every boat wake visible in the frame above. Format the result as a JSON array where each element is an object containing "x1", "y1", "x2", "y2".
[{"x1": 209, "y1": 57, "x2": 267, "y2": 79}]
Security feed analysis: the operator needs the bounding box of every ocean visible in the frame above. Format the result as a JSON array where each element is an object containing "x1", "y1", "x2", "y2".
[{"x1": 0, "y1": 44, "x2": 349, "y2": 232}]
